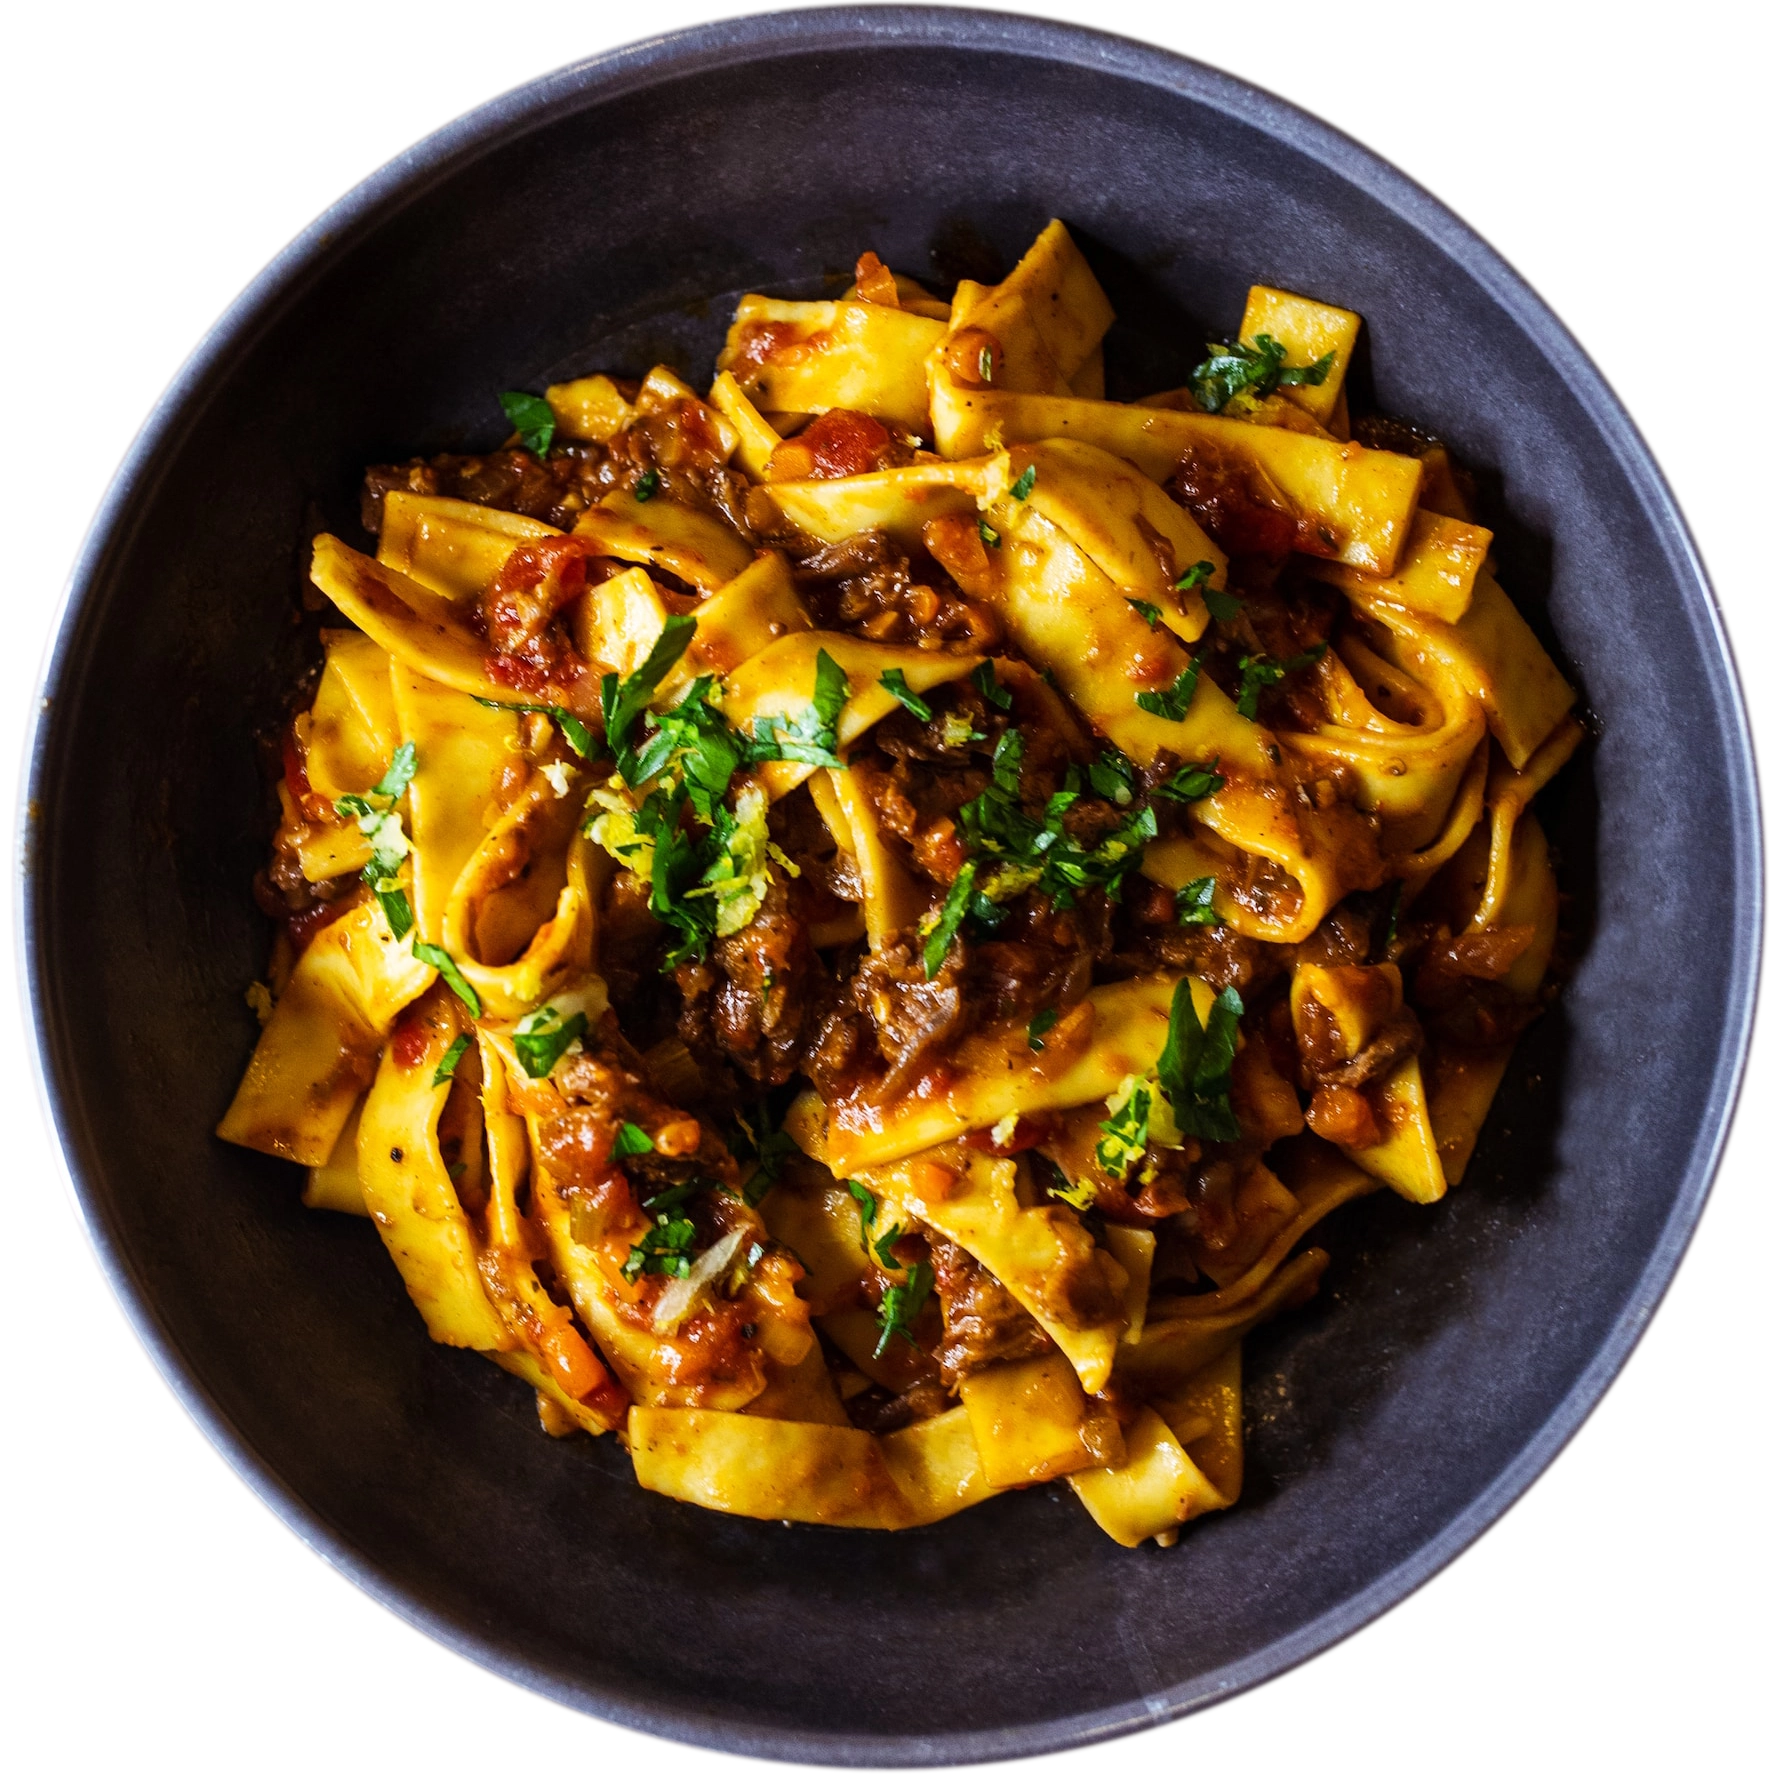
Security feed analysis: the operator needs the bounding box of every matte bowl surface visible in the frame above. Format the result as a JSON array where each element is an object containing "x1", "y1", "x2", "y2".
[{"x1": 22, "y1": 8, "x2": 1759, "y2": 1764}]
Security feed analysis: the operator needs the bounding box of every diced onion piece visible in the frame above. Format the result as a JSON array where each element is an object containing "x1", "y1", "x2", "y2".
[{"x1": 652, "y1": 1227, "x2": 748, "y2": 1335}]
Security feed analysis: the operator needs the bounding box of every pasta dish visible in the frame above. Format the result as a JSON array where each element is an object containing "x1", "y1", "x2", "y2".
[{"x1": 219, "y1": 222, "x2": 1578, "y2": 1546}]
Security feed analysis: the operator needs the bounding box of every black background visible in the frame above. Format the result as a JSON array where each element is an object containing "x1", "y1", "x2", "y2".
[{"x1": 753, "y1": 3, "x2": 1778, "y2": 1778}]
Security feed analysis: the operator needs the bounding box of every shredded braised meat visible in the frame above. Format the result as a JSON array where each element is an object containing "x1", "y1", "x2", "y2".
[{"x1": 928, "y1": 1233, "x2": 1055, "y2": 1386}]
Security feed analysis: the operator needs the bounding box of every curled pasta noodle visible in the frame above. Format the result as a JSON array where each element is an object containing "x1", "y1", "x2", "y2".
[{"x1": 218, "y1": 218, "x2": 1579, "y2": 1548}]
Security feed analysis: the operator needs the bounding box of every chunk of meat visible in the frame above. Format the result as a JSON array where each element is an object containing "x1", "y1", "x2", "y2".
[
  {"x1": 1171, "y1": 439, "x2": 1305, "y2": 559},
  {"x1": 675, "y1": 873, "x2": 823, "y2": 1089},
  {"x1": 849, "y1": 938, "x2": 969, "y2": 1098},
  {"x1": 927, "y1": 1233, "x2": 1054, "y2": 1387}
]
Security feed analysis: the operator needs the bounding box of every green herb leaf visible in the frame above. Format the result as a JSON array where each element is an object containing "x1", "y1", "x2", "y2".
[
  {"x1": 1156, "y1": 758, "x2": 1224, "y2": 804},
  {"x1": 553, "y1": 712, "x2": 594, "y2": 757},
  {"x1": 1175, "y1": 876, "x2": 1221, "y2": 926},
  {"x1": 1028, "y1": 1007, "x2": 1059, "y2": 1051},
  {"x1": 955, "y1": 732, "x2": 1155, "y2": 914},
  {"x1": 431, "y1": 1033, "x2": 471, "y2": 1086},
  {"x1": 634, "y1": 468, "x2": 659, "y2": 502},
  {"x1": 499, "y1": 390, "x2": 555, "y2": 456},
  {"x1": 1087, "y1": 747, "x2": 1136, "y2": 806},
  {"x1": 978, "y1": 345, "x2": 994, "y2": 382},
  {"x1": 1010, "y1": 463, "x2": 1037, "y2": 500},
  {"x1": 745, "y1": 648, "x2": 849, "y2": 769},
  {"x1": 972, "y1": 661, "x2": 1013, "y2": 711},
  {"x1": 1127, "y1": 598, "x2": 1164, "y2": 629},
  {"x1": 1174, "y1": 561, "x2": 1215, "y2": 595},
  {"x1": 735, "y1": 1101, "x2": 796, "y2": 1206},
  {"x1": 627, "y1": 676, "x2": 744, "y2": 815},
  {"x1": 373, "y1": 742, "x2": 418, "y2": 802},
  {"x1": 922, "y1": 860, "x2": 977, "y2": 977},
  {"x1": 614, "y1": 1121, "x2": 655, "y2": 1157},
  {"x1": 978, "y1": 518, "x2": 1001, "y2": 549},
  {"x1": 1187, "y1": 334, "x2": 1335, "y2": 414},
  {"x1": 871, "y1": 1222, "x2": 907, "y2": 1271},
  {"x1": 1235, "y1": 644, "x2": 1327, "y2": 720},
  {"x1": 623, "y1": 1203, "x2": 699, "y2": 1282},
  {"x1": 374, "y1": 882, "x2": 414, "y2": 941},
  {"x1": 1135, "y1": 658, "x2": 1202, "y2": 722},
  {"x1": 413, "y1": 943, "x2": 483, "y2": 1018},
  {"x1": 1202, "y1": 586, "x2": 1245, "y2": 623},
  {"x1": 472, "y1": 699, "x2": 596, "y2": 759},
  {"x1": 879, "y1": 667, "x2": 933, "y2": 722},
  {"x1": 1095, "y1": 1078, "x2": 1153, "y2": 1180},
  {"x1": 1053, "y1": 1175, "x2": 1097, "y2": 1211},
  {"x1": 847, "y1": 1177, "x2": 878, "y2": 1233},
  {"x1": 511, "y1": 1000, "x2": 587, "y2": 1077},
  {"x1": 602, "y1": 614, "x2": 698, "y2": 766},
  {"x1": 874, "y1": 1260, "x2": 934, "y2": 1356},
  {"x1": 1154, "y1": 978, "x2": 1243, "y2": 1142},
  {"x1": 337, "y1": 742, "x2": 418, "y2": 897}
]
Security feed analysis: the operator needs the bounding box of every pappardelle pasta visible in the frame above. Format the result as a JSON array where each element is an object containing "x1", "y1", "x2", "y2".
[{"x1": 221, "y1": 222, "x2": 1578, "y2": 1546}]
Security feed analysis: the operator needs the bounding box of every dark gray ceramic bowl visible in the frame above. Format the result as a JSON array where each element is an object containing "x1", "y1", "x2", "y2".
[{"x1": 22, "y1": 7, "x2": 1760, "y2": 1764}]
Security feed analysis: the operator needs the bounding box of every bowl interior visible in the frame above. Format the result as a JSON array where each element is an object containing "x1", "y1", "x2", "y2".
[{"x1": 26, "y1": 12, "x2": 1757, "y2": 1764}]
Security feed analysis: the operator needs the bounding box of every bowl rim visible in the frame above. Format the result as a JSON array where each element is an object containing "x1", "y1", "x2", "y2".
[{"x1": 18, "y1": 6, "x2": 1763, "y2": 1765}]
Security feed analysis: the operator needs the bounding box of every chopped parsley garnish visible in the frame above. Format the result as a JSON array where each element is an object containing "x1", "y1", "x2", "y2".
[
  {"x1": 614, "y1": 1121, "x2": 655, "y2": 1157},
  {"x1": 734, "y1": 1101, "x2": 795, "y2": 1206},
  {"x1": 922, "y1": 860, "x2": 977, "y2": 977},
  {"x1": 1156, "y1": 759, "x2": 1224, "y2": 803},
  {"x1": 499, "y1": 389, "x2": 555, "y2": 456},
  {"x1": 1175, "y1": 876, "x2": 1221, "y2": 926},
  {"x1": 1095, "y1": 1077, "x2": 1155, "y2": 1180},
  {"x1": 872, "y1": 1224, "x2": 909, "y2": 1271},
  {"x1": 335, "y1": 742, "x2": 419, "y2": 940},
  {"x1": 588, "y1": 682, "x2": 781, "y2": 973},
  {"x1": 1135, "y1": 658, "x2": 1202, "y2": 721},
  {"x1": 1202, "y1": 586, "x2": 1245, "y2": 623},
  {"x1": 1381, "y1": 881, "x2": 1403, "y2": 954},
  {"x1": 1010, "y1": 463, "x2": 1037, "y2": 500},
  {"x1": 431, "y1": 1033, "x2": 471, "y2": 1087},
  {"x1": 1174, "y1": 561, "x2": 1215, "y2": 595},
  {"x1": 746, "y1": 648, "x2": 849, "y2": 768},
  {"x1": 847, "y1": 1177, "x2": 878, "y2": 1230},
  {"x1": 692, "y1": 780, "x2": 790, "y2": 938},
  {"x1": 634, "y1": 468, "x2": 660, "y2": 502},
  {"x1": 1027, "y1": 1007, "x2": 1059, "y2": 1051},
  {"x1": 1155, "y1": 978, "x2": 1244, "y2": 1142},
  {"x1": 954, "y1": 729, "x2": 1157, "y2": 921},
  {"x1": 978, "y1": 518, "x2": 1001, "y2": 549},
  {"x1": 413, "y1": 943, "x2": 482, "y2": 1018},
  {"x1": 1052, "y1": 1175, "x2": 1098, "y2": 1211},
  {"x1": 878, "y1": 667, "x2": 933, "y2": 723},
  {"x1": 1234, "y1": 644, "x2": 1327, "y2": 719},
  {"x1": 622, "y1": 1189, "x2": 699, "y2": 1282},
  {"x1": 1127, "y1": 598, "x2": 1164, "y2": 629},
  {"x1": 374, "y1": 885, "x2": 414, "y2": 941},
  {"x1": 1087, "y1": 746, "x2": 1136, "y2": 806},
  {"x1": 1188, "y1": 333, "x2": 1336, "y2": 414},
  {"x1": 553, "y1": 712, "x2": 595, "y2": 758},
  {"x1": 474, "y1": 697, "x2": 594, "y2": 759},
  {"x1": 602, "y1": 614, "x2": 697, "y2": 767},
  {"x1": 511, "y1": 1000, "x2": 587, "y2": 1077},
  {"x1": 847, "y1": 1177, "x2": 910, "y2": 1273},
  {"x1": 972, "y1": 661, "x2": 1013, "y2": 711},
  {"x1": 626, "y1": 676, "x2": 744, "y2": 814},
  {"x1": 874, "y1": 1261, "x2": 934, "y2": 1357}
]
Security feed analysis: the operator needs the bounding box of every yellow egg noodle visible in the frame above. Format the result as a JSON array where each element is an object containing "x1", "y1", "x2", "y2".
[{"x1": 220, "y1": 224, "x2": 1577, "y2": 1546}]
